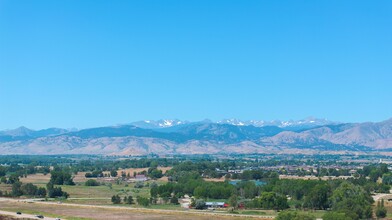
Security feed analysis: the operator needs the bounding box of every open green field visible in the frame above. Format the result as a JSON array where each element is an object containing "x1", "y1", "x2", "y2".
[
  {"x1": 7, "y1": 173, "x2": 166, "y2": 205},
  {"x1": 62, "y1": 183, "x2": 150, "y2": 198},
  {"x1": 1, "y1": 181, "x2": 154, "y2": 206}
]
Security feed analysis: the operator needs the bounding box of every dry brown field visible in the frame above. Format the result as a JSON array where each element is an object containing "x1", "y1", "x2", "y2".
[
  {"x1": 116, "y1": 166, "x2": 172, "y2": 176},
  {"x1": 20, "y1": 174, "x2": 51, "y2": 184},
  {"x1": 19, "y1": 166, "x2": 172, "y2": 184},
  {"x1": 0, "y1": 201, "x2": 264, "y2": 220},
  {"x1": 204, "y1": 178, "x2": 226, "y2": 182}
]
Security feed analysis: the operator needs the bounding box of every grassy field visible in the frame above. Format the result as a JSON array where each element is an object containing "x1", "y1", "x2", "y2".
[
  {"x1": 60, "y1": 181, "x2": 158, "y2": 205},
  {"x1": 294, "y1": 210, "x2": 327, "y2": 218},
  {"x1": 237, "y1": 210, "x2": 273, "y2": 216},
  {"x1": 0, "y1": 173, "x2": 166, "y2": 206},
  {"x1": 9, "y1": 168, "x2": 171, "y2": 202}
]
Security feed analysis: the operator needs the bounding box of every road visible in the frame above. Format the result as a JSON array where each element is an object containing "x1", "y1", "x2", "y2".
[{"x1": 0, "y1": 210, "x2": 59, "y2": 220}]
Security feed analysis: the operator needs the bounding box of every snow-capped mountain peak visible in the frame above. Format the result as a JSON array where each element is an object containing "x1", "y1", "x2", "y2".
[
  {"x1": 217, "y1": 119, "x2": 246, "y2": 126},
  {"x1": 131, "y1": 119, "x2": 188, "y2": 129},
  {"x1": 216, "y1": 117, "x2": 336, "y2": 128},
  {"x1": 129, "y1": 118, "x2": 336, "y2": 129}
]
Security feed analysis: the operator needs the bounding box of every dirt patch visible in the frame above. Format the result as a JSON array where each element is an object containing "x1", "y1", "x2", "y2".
[
  {"x1": 204, "y1": 178, "x2": 226, "y2": 182},
  {"x1": 19, "y1": 167, "x2": 172, "y2": 185},
  {"x1": 20, "y1": 174, "x2": 51, "y2": 184},
  {"x1": 73, "y1": 172, "x2": 95, "y2": 183},
  {"x1": 117, "y1": 167, "x2": 172, "y2": 177},
  {"x1": 0, "y1": 214, "x2": 31, "y2": 220},
  {"x1": 159, "y1": 176, "x2": 169, "y2": 182}
]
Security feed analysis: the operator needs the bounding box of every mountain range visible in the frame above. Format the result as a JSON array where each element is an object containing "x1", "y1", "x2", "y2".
[
  {"x1": 129, "y1": 117, "x2": 335, "y2": 130},
  {"x1": 1, "y1": 118, "x2": 391, "y2": 155}
]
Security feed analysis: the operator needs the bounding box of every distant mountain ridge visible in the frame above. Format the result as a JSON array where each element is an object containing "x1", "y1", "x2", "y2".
[
  {"x1": 127, "y1": 117, "x2": 335, "y2": 129},
  {"x1": 0, "y1": 118, "x2": 391, "y2": 155},
  {"x1": 0, "y1": 127, "x2": 69, "y2": 142}
]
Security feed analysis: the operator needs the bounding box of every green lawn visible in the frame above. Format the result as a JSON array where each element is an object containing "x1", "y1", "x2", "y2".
[
  {"x1": 294, "y1": 210, "x2": 328, "y2": 218},
  {"x1": 237, "y1": 210, "x2": 271, "y2": 215},
  {"x1": 147, "y1": 204, "x2": 185, "y2": 210},
  {"x1": 2, "y1": 178, "x2": 159, "y2": 205}
]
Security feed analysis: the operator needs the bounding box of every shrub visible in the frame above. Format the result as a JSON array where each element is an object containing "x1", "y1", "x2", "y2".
[
  {"x1": 136, "y1": 196, "x2": 149, "y2": 207},
  {"x1": 85, "y1": 179, "x2": 100, "y2": 186},
  {"x1": 195, "y1": 199, "x2": 206, "y2": 210},
  {"x1": 111, "y1": 195, "x2": 121, "y2": 204},
  {"x1": 134, "y1": 181, "x2": 144, "y2": 188}
]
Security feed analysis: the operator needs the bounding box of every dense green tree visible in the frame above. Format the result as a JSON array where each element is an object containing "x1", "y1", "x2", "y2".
[
  {"x1": 123, "y1": 195, "x2": 133, "y2": 204},
  {"x1": 127, "y1": 195, "x2": 134, "y2": 204},
  {"x1": 47, "y1": 183, "x2": 69, "y2": 198},
  {"x1": 304, "y1": 184, "x2": 330, "y2": 210},
  {"x1": 246, "y1": 192, "x2": 288, "y2": 211},
  {"x1": 195, "y1": 199, "x2": 206, "y2": 210},
  {"x1": 136, "y1": 196, "x2": 150, "y2": 207},
  {"x1": 36, "y1": 187, "x2": 47, "y2": 197},
  {"x1": 228, "y1": 194, "x2": 238, "y2": 209},
  {"x1": 237, "y1": 181, "x2": 259, "y2": 199},
  {"x1": 110, "y1": 170, "x2": 118, "y2": 177},
  {"x1": 8, "y1": 174, "x2": 20, "y2": 184},
  {"x1": 0, "y1": 166, "x2": 6, "y2": 177},
  {"x1": 21, "y1": 183, "x2": 38, "y2": 196},
  {"x1": 380, "y1": 163, "x2": 389, "y2": 174},
  {"x1": 111, "y1": 195, "x2": 121, "y2": 204},
  {"x1": 50, "y1": 170, "x2": 75, "y2": 185},
  {"x1": 11, "y1": 181, "x2": 23, "y2": 197},
  {"x1": 329, "y1": 182, "x2": 373, "y2": 219},
  {"x1": 369, "y1": 169, "x2": 382, "y2": 182},
  {"x1": 149, "y1": 169, "x2": 163, "y2": 179},
  {"x1": 382, "y1": 173, "x2": 392, "y2": 185},
  {"x1": 0, "y1": 176, "x2": 6, "y2": 183},
  {"x1": 85, "y1": 179, "x2": 100, "y2": 186},
  {"x1": 170, "y1": 195, "x2": 179, "y2": 205}
]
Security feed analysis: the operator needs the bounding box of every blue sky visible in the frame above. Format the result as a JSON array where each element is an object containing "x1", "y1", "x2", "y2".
[{"x1": 1, "y1": 1, "x2": 391, "y2": 130}]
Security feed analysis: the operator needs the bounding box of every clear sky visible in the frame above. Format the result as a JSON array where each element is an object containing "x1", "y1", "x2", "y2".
[{"x1": 1, "y1": 1, "x2": 391, "y2": 130}]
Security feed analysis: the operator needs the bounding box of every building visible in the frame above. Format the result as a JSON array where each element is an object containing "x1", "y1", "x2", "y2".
[
  {"x1": 205, "y1": 202, "x2": 228, "y2": 209},
  {"x1": 135, "y1": 174, "x2": 148, "y2": 181}
]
